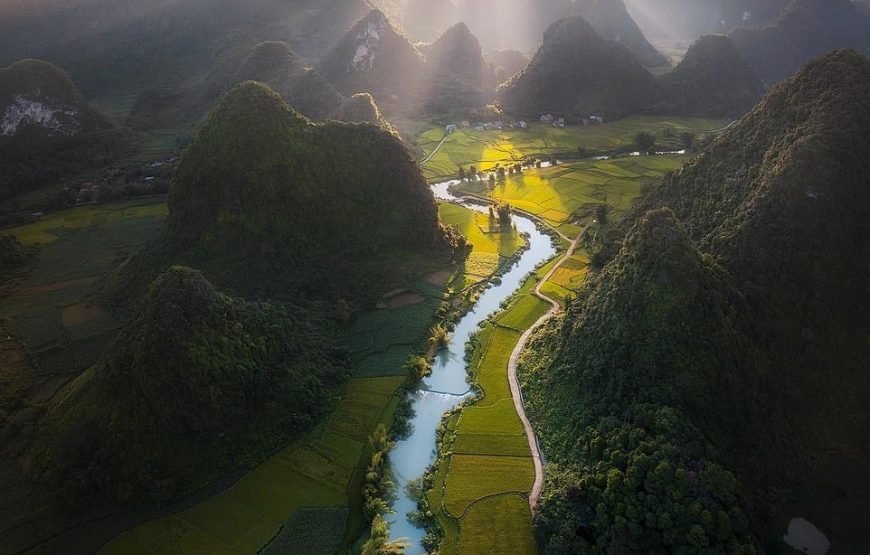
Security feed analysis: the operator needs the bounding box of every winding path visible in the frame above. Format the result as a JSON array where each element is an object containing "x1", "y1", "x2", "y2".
[
  {"x1": 420, "y1": 133, "x2": 451, "y2": 165},
  {"x1": 507, "y1": 228, "x2": 581, "y2": 511}
]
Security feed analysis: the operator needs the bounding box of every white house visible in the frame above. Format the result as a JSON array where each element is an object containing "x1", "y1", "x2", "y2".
[
  {"x1": 518, "y1": 121, "x2": 529, "y2": 129},
  {"x1": 554, "y1": 117, "x2": 566, "y2": 128},
  {"x1": 446, "y1": 124, "x2": 459, "y2": 134},
  {"x1": 590, "y1": 114, "x2": 605, "y2": 124},
  {"x1": 461, "y1": 120, "x2": 471, "y2": 129},
  {"x1": 540, "y1": 113, "x2": 554, "y2": 123}
]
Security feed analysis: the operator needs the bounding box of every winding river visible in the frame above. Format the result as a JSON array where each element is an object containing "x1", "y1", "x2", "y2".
[{"x1": 385, "y1": 181, "x2": 557, "y2": 552}]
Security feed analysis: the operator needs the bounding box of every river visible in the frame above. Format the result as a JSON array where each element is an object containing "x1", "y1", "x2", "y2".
[{"x1": 385, "y1": 181, "x2": 557, "y2": 552}]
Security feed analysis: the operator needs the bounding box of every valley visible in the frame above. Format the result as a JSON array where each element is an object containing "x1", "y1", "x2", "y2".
[{"x1": 2, "y1": 2, "x2": 870, "y2": 554}]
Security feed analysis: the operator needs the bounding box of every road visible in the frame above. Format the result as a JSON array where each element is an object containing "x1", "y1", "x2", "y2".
[{"x1": 507, "y1": 227, "x2": 581, "y2": 511}]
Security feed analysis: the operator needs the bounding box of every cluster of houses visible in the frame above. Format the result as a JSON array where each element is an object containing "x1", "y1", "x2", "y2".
[
  {"x1": 446, "y1": 113, "x2": 607, "y2": 134},
  {"x1": 540, "y1": 113, "x2": 606, "y2": 127}
]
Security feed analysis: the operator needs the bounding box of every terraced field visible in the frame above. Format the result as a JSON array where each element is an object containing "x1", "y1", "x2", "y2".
[{"x1": 417, "y1": 115, "x2": 727, "y2": 180}]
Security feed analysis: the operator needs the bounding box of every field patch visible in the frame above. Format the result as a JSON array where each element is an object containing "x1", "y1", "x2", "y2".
[
  {"x1": 62, "y1": 301, "x2": 106, "y2": 327},
  {"x1": 442, "y1": 455, "x2": 535, "y2": 518},
  {"x1": 261, "y1": 507, "x2": 350, "y2": 555},
  {"x1": 458, "y1": 494, "x2": 537, "y2": 555}
]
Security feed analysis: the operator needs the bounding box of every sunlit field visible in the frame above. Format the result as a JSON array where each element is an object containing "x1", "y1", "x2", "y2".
[{"x1": 418, "y1": 116, "x2": 728, "y2": 180}]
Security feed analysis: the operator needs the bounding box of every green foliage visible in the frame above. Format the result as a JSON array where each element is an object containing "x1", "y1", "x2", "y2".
[
  {"x1": 261, "y1": 507, "x2": 350, "y2": 555},
  {"x1": 0, "y1": 59, "x2": 133, "y2": 200},
  {"x1": 498, "y1": 17, "x2": 661, "y2": 117},
  {"x1": 115, "y1": 81, "x2": 461, "y2": 304},
  {"x1": 523, "y1": 50, "x2": 870, "y2": 552},
  {"x1": 659, "y1": 35, "x2": 764, "y2": 117},
  {"x1": 362, "y1": 514, "x2": 407, "y2": 555},
  {"x1": 536, "y1": 406, "x2": 757, "y2": 554},
  {"x1": 29, "y1": 266, "x2": 350, "y2": 506},
  {"x1": 634, "y1": 131, "x2": 656, "y2": 154}
]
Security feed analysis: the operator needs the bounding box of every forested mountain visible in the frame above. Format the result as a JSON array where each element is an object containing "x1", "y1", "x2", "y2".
[
  {"x1": 114, "y1": 81, "x2": 459, "y2": 304},
  {"x1": 565, "y1": 0, "x2": 668, "y2": 67},
  {"x1": 28, "y1": 266, "x2": 350, "y2": 505},
  {"x1": 659, "y1": 35, "x2": 764, "y2": 117},
  {"x1": 333, "y1": 92, "x2": 396, "y2": 132},
  {"x1": 730, "y1": 0, "x2": 870, "y2": 83},
  {"x1": 0, "y1": 0, "x2": 374, "y2": 96},
  {"x1": 319, "y1": 9, "x2": 425, "y2": 109},
  {"x1": 0, "y1": 59, "x2": 129, "y2": 200},
  {"x1": 498, "y1": 17, "x2": 660, "y2": 117},
  {"x1": 486, "y1": 49, "x2": 530, "y2": 82},
  {"x1": 521, "y1": 49, "x2": 870, "y2": 552},
  {"x1": 419, "y1": 22, "x2": 498, "y2": 114}
]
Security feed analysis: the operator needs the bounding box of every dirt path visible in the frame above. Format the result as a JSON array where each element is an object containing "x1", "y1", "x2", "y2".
[
  {"x1": 508, "y1": 228, "x2": 581, "y2": 511},
  {"x1": 420, "y1": 133, "x2": 451, "y2": 165}
]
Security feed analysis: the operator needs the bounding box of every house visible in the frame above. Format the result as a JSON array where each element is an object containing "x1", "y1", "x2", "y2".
[
  {"x1": 580, "y1": 117, "x2": 590, "y2": 126},
  {"x1": 518, "y1": 121, "x2": 529, "y2": 130},
  {"x1": 461, "y1": 120, "x2": 471, "y2": 129},
  {"x1": 493, "y1": 120, "x2": 504, "y2": 130},
  {"x1": 540, "y1": 114, "x2": 554, "y2": 123},
  {"x1": 445, "y1": 124, "x2": 459, "y2": 134},
  {"x1": 554, "y1": 117, "x2": 566, "y2": 128},
  {"x1": 590, "y1": 114, "x2": 605, "y2": 124},
  {"x1": 474, "y1": 123, "x2": 485, "y2": 131}
]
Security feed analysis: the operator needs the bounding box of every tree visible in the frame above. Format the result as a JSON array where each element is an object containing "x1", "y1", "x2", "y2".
[
  {"x1": 635, "y1": 132, "x2": 657, "y2": 154},
  {"x1": 680, "y1": 132, "x2": 695, "y2": 152},
  {"x1": 362, "y1": 514, "x2": 407, "y2": 555},
  {"x1": 595, "y1": 203, "x2": 610, "y2": 225},
  {"x1": 458, "y1": 166, "x2": 466, "y2": 180},
  {"x1": 577, "y1": 146, "x2": 587, "y2": 158}
]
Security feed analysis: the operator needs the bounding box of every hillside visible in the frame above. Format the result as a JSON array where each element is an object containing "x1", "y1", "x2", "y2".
[
  {"x1": 28, "y1": 266, "x2": 349, "y2": 505},
  {"x1": 115, "y1": 81, "x2": 459, "y2": 303},
  {"x1": 332, "y1": 92, "x2": 395, "y2": 131},
  {"x1": 486, "y1": 49, "x2": 530, "y2": 82},
  {"x1": 567, "y1": 0, "x2": 668, "y2": 67},
  {"x1": 419, "y1": 22, "x2": 497, "y2": 114},
  {"x1": 659, "y1": 34, "x2": 764, "y2": 117},
  {"x1": 522, "y1": 49, "x2": 870, "y2": 551},
  {"x1": 0, "y1": 235, "x2": 35, "y2": 279},
  {"x1": 498, "y1": 17, "x2": 661, "y2": 117},
  {"x1": 0, "y1": 59, "x2": 128, "y2": 200},
  {"x1": 319, "y1": 9, "x2": 425, "y2": 109},
  {"x1": 729, "y1": 0, "x2": 870, "y2": 83}
]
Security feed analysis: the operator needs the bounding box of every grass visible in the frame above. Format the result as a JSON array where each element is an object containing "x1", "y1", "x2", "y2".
[
  {"x1": 458, "y1": 494, "x2": 537, "y2": 555},
  {"x1": 99, "y1": 202, "x2": 524, "y2": 554},
  {"x1": 261, "y1": 507, "x2": 350, "y2": 555},
  {"x1": 442, "y1": 455, "x2": 535, "y2": 518},
  {"x1": 101, "y1": 376, "x2": 404, "y2": 555},
  {"x1": 418, "y1": 115, "x2": 729, "y2": 180},
  {"x1": 456, "y1": 155, "x2": 684, "y2": 236}
]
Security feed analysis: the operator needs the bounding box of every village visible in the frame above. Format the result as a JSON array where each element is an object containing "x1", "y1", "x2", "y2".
[{"x1": 445, "y1": 112, "x2": 606, "y2": 134}]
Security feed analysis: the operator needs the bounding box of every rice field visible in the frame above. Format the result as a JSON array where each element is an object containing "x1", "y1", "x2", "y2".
[
  {"x1": 100, "y1": 376, "x2": 404, "y2": 555},
  {"x1": 418, "y1": 115, "x2": 728, "y2": 180},
  {"x1": 456, "y1": 155, "x2": 684, "y2": 236}
]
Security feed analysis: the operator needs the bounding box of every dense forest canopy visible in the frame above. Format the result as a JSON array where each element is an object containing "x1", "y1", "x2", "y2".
[{"x1": 521, "y1": 49, "x2": 870, "y2": 552}]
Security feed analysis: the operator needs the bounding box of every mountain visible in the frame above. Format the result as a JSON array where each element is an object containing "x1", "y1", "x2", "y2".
[
  {"x1": 0, "y1": 59, "x2": 107, "y2": 138},
  {"x1": 486, "y1": 49, "x2": 530, "y2": 82},
  {"x1": 28, "y1": 266, "x2": 349, "y2": 505},
  {"x1": 333, "y1": 92, "x2": 395, "y2": 131},
  {"x1": 114, "y1": 81, "x2": 460, "y2": 303},
  {"x1": 0, "y1": 59, "x2": 128, "y2": 200},
  {"x1": 401, "y1": 0, "x2": 459, "y2": 42},
  {"x1": 659, "y1": 34, "x2": 764, "y2": 117},
  {"x1": 127, "y1": 41, "x2": 345, "y2": 130},
  {"x1": 319, "y1": 9, "x2": 425, "y2": 109},
  {"x1": 567, "y1": 0, "x2": 669, "y2": 67},
  {"x1": 624, "y1": 0, "x2": 789, "y2": 39},
  {"x1": 498, "y1": 17, "x2": 661, "y2": 117},
  {"x1": 523, "y1": 49, "x2": 870, "y2": 551},
  {"x1": 729, "y1": 0, "x2": 870, "y2": 83},
  {"x1": 419, "y1": 22, "x2": 498, "y2": 114},
  {"x1": 0, "y1": 0, "x2": 375, "y2": 96}
]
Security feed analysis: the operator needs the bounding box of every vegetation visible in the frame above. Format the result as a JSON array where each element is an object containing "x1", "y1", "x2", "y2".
[
  {"x1": 659, "y1": 35, "x2": 765, "y2": 117},
  {"x1": 417, "y1": 115, "x2": 726, "y2": 181},
  {"x1": 521, "y1": 50, "x2": 870, "y2": 552},
  {"x1": 498, "y1": 17, "x2": 661, "y2": 118},
  {"x1": 729, "y1": 0, "x2": 870, "y2": 83},
  {"x1": 0, "y1": 59, "x2": 133, "y2": 200},
  {"x1": 28, "y1": 266, "x2": 350, "y2": 505},
  {"x1": 261, "y1": 508, "x2": 350, "y2": 555},
  {"x1": 114, "y1": 81, "x2": 461, "y2": 304}
]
